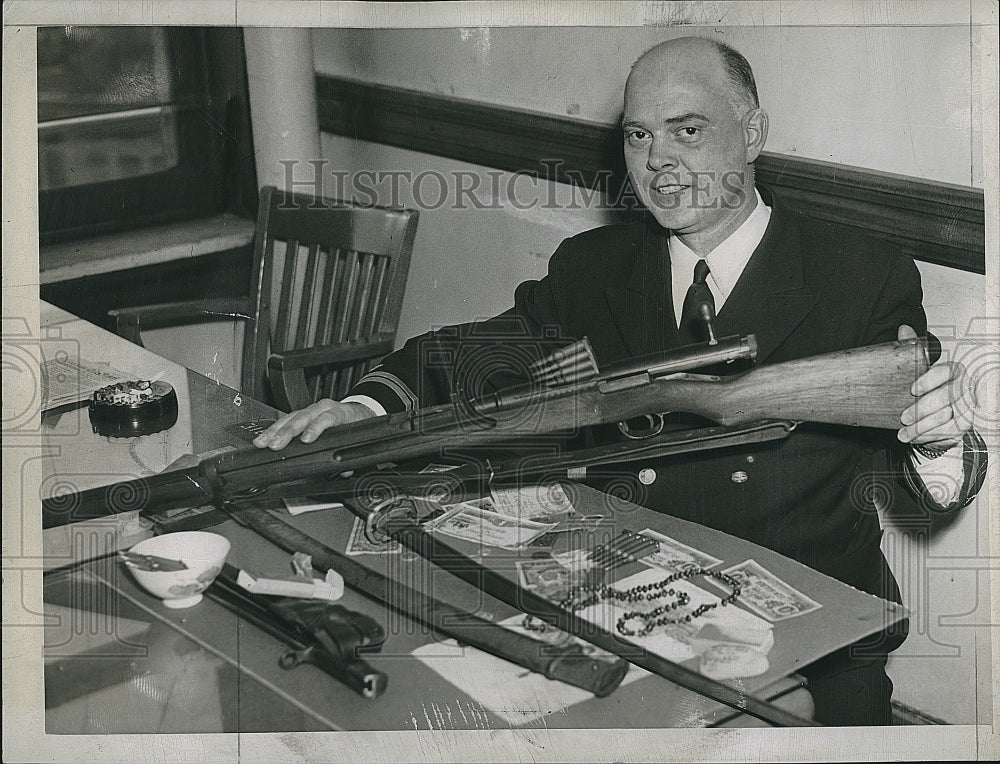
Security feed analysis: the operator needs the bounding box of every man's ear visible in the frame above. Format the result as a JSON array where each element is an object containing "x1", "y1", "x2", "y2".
[{"x1": 744, "y1": 108, "x2": 768, "y2": 163}]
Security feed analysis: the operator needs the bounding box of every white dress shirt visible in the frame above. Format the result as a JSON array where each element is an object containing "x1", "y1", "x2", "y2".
[{"x1": 669, "y1": 188, "x2": 772, "y2": 324}]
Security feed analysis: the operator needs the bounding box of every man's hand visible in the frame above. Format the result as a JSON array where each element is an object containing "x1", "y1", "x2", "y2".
[
  {"x1": 897, "y1": 325, "x2": 976, "y2": 450},
  {"x1": 253, "y1": 399, "x2": 375, "y2": 450}
]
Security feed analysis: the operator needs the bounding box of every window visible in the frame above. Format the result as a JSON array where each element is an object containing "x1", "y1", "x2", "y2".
[{"x1": 37, "y1": 26, "x2": 256, "y2": 244}]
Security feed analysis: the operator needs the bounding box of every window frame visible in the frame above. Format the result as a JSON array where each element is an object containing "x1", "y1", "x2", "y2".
[{"x1": 37, "y1": 26, "x2": 257, "y2": 245}]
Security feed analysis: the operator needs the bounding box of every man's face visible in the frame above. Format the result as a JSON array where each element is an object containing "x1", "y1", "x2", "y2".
[{"x1": 623, "y1": 45, "x2": 764, "y2": 249}]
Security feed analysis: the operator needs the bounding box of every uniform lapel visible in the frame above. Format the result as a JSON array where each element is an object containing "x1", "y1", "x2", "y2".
[
  {"x1": 602, "y1": 196, "x2": 818, "y2": 367},
  {"x1": 604, "y1": 217, "x2": 679, "y2": 360},
  {"x1": 712, "y1": 196, "x2": 818, "y2": 365}
]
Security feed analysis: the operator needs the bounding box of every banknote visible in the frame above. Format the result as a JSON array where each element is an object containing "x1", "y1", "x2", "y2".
[
  {"x1": 463, "y1": 496, "x2": 499, "y2": 513},
  {"x1": 516, "y1": 558, "x2": 571, "y2": 588},
  {"x1": 490, "y1": 483, "x2": 575, "y2": 522},
  {"x1": 638, "y1": 528, "x2": 723, "y2": 574},
  {"x1": 426, "y1": 503, "x2": 556, "y2": 549},
  {"x1": 514, "y1": 557, "x2": 579, "y2": 601},
  {"x1": 345, "y1": 515, "x2": 401, "y2": 556},
  {"x1": 550, "y1": 548, "x2": 594, "y2": 573},
  {"x1": 713, "y1": 559, "x2": 823, "y2": 622}
]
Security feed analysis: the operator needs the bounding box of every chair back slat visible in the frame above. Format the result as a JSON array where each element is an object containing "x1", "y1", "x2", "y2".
[
  {"x1": 349, "y1": 253, "x2": 378, "y2": 342},
  {"x1": 365, "y1": 256, "x2": 391, "y2": 336},
  {"x1": 273, "y1": 237, "x2": 299, "y2": 350},
  {"x1": 294, "y1": 242, "x2": 322, "y2": 349},
  {"x1": 314, "y1": 246, "x2": 340, "y2": 347},
  {"x1": 335, "y1": 249, "x2": 362, "y2": 346}
]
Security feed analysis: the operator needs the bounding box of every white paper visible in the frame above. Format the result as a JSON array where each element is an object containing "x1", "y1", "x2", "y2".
[
  {"x1": 41, "y1": 355, "x2": 130, "y2": 410},
  {"x1": 282, "y1": 496, "x2": 345, "y2": 515},
  {"x1": 570, "y1": 568, "x2": 773, "y2": 665}
]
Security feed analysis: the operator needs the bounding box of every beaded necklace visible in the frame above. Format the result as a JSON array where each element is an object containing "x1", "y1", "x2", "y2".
[{"x1": 525, "y1": 567, "x2": 742, "y2": 638}]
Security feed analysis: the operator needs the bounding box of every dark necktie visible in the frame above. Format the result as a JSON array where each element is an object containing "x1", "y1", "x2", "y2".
[{"x1": 678, "y1": 259, "x2": 715, "y2": 344}]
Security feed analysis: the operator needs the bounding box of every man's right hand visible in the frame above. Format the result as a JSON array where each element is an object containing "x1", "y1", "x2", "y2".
[{"x1": 253, "y1": 399, "x2": 375, "y2": 450}]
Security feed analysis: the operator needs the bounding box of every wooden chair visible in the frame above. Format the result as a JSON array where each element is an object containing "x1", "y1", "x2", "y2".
[{"x1": 109, "y1": 185, "x2": 419, "y2": 411}]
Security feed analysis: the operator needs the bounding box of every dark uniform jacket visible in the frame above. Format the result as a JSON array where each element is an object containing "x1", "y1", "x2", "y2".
[{"x1": 351, "y1": 188, "x2": 985, "y2": 630}]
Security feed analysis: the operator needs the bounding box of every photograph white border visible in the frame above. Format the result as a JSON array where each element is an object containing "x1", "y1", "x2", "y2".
[{"x1": 3, "y1": 2, "x2": 997, "y2": 761}]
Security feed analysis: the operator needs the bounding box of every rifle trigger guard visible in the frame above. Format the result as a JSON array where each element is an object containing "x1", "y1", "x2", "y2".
[{"x1": 618, "y1": 413, "x2": 665, "y2": 440}]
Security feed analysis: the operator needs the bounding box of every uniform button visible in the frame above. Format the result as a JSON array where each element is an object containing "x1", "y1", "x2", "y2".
[
  {"x1": 638, "y1": 468, "x2": 657, "y2": 485},
  {"x1": 731, "y1": 470, "x2": 749, "y2": 484},
  {"x1": 746, "y1": 455, "x2": 755, "y2": 463}
]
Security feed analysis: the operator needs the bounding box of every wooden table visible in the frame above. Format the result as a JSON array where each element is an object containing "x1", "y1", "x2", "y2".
[{"x1": 39, "y1": 304, "x2": 904, "y2": 732}]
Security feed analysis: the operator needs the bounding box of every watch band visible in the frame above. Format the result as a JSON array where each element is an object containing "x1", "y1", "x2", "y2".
[{"x1": 911, "y1": 442, "x2": 953, "y2": 459}]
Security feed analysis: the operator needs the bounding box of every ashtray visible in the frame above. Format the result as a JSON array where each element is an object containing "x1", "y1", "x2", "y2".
[{"x1": 89, "y1": 380, "x2": 179, "y2": 437}]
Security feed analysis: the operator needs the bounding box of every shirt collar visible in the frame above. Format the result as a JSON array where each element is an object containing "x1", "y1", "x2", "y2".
[{"x1": 668, "y1": 188, "x2": 772, "y2": 299}]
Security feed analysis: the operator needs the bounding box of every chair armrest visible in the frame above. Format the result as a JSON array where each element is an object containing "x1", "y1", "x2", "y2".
[
  {"x1": 266, "y1": 336, "x2": 395, "y2": 411},
  {"x1": 266, "y1": 337, "x2": 395, "y2": 372},
  {"x1": 108, "y1": 297, "x2": 254, "y2": 345}
]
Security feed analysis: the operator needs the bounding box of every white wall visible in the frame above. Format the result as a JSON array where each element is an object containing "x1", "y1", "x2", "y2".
[
  {"x1": 314, "y1": 25, "x2": 984, "y2": 186},
  {"x1": 315, "y1": 135, "x2": 617, "y2": 342},
  {"x1": 312, "y1": 25, "x2": 994, "y2": 723}
]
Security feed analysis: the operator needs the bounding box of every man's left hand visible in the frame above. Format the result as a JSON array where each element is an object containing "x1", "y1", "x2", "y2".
[{"x1": 897, "y1": 324, "x2": 975, "y2": 450}]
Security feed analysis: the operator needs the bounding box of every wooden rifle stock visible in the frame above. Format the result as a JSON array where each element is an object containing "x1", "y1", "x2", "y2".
[{"x1": 574, "y1": 335, "x2": 931, "y2": 430}]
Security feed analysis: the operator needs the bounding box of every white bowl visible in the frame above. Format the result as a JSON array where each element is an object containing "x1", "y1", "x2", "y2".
[{"x1": 125, "y1": 531, "x2": 231, "y2": 608}]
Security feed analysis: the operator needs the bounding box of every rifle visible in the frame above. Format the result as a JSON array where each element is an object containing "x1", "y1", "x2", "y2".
[{"x1": 44, "y1": 334, "x2": 930, "y2": 527}]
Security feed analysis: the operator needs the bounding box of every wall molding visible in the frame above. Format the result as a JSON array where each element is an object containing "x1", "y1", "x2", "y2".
[{"x1": 317, "y1": 75, "x2": 985, "y2": 274}]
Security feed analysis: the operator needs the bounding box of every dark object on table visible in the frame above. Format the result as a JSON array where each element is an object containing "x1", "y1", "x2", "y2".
[
  {"x1": 145, "y1": 505, "x2": 229, "y2": 533},
  {"x1": 208, "y1": 563, "x2": 389, "y2": 699},
  {"x1": 118, "y1": 550, "x2": 188, "y2": 572},
  {"x1": 89, "y1": 380, "x2": 178, "y2": 437}
]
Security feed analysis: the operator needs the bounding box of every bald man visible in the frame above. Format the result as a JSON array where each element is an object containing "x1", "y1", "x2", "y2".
[{"x1": 256, "y1": 38, "x2": 986, "y2": 725}]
